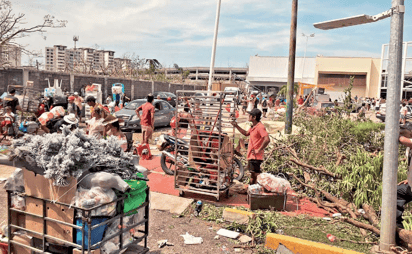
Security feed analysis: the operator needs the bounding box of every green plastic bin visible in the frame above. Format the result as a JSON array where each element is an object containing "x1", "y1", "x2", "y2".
[{"x1": 123, "y1": 173, "x2": 147, "y2": 215}]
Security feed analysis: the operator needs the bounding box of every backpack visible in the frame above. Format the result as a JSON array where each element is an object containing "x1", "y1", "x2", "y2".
[{"x1": 262, "y1": 99, "x2": 267, "y2": 108}]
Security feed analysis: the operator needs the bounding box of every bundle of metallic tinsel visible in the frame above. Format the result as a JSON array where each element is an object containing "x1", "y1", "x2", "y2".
[{"x1": 10, "y1": 126, "x2": 137, "y2": 187}]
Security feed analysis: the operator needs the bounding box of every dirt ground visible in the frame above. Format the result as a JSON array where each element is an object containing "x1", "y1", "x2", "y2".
[{"x1": 145, "y1": 210, "x2": 253, "y2": 254}]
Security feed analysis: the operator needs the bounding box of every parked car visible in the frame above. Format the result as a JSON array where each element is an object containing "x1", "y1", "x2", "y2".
[
  {"x1": 114, "y1": 99, "x2": 175, "y2": 132},
  {"x1": 376, "y1": 104, "x2": 412, "y2": 122},
  {"x1": 153, "y1": 92, "x2": 177, "y2": 107}
]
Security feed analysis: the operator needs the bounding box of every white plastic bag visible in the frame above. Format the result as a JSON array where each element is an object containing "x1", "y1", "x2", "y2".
[
  {"x1": 72, "y1": 187, "x2": 117, "y2": 217},
  {"x1": 3, "y1": 168, "x2": 24, "y2": 192},
  {"x1": 79, "y1": 172, "x2": 130, "y2": 192},
  {"x1": 257, "y1": 173, "x2": 291, "y2": 193},
  {"x1": 101, "y1": 208, "x2": 145, "y2": 254},
  {"x1": 248, "y1": 184, "x2": 263, "y2": 195}
]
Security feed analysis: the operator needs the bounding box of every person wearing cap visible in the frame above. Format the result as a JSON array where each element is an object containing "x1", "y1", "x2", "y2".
[
  {"x1": 135, "y1": 94, "x2": 155, "y2": 145},
  {"x1": 67, "y1": 96, "x2": 79, "y2": 118},
  {"x1": 3, "y1": 88, "x2": 22, "y2": 114},
  {"x1": 86, "y1": 96, "x2": 109, "y2": 119},
  {"x1": 73, "y1": 92, "x2": 83, "y2": 122},
  {"x1": 102, "y1": 115, "x2": 127, "y2": 151},
  {"x1": 231, "y1": 108, "x2": 270, "y2": 185}
]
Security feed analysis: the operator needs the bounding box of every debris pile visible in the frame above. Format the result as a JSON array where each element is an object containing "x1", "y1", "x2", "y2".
[
  {"x1": 10, "y1": 126, "x2": 138, "y2": 186},
  {"x1": 262, "y1": 112, "x2": 412, "y2": 247}
]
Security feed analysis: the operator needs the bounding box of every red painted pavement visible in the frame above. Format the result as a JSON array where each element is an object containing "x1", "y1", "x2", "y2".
[{"x1": 140, "y1": 156, "x2": 329, "y2": 217}]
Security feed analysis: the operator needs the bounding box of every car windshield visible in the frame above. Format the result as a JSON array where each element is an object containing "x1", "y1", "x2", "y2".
[{"x1": 125, "y1": 101, "x2": 145, "y2": 110}]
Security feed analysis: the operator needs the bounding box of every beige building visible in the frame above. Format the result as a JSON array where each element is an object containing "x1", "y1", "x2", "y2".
[
  {"x1": 314, "y1": 56, "x2": 381, "y2": 99},
  {"x1": 45, "y1": 45, "x2": 67, "y2": 71},
  {"x1": 0, "y1": 44, "x2": 21, "y2": 67},
  {"x1": 45, "y1": 45, "x2": 115, "y2": 72},
  {"x1": 114, "y1": 58, "x2": 132, "y2": 70}
]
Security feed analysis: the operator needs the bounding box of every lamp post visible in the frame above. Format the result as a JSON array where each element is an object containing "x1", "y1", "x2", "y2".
[
  {"x1": 207, "y1": 0, "x2": 222, "y2": 92},
  {"x1": 313, "y1": 1, "x2": 405, "y2": 251},
  {"x1": 301, "y1": 33, "x2": 315, "y2": 81}
]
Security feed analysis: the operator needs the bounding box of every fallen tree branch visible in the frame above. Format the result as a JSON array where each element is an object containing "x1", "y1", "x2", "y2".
[
  {"x1": 341, "y1": 217, "x2": 380, "y2": 235},
  {"x1": 338, "y1": 238, "x2": 377, "y2": 245},
  {"x1": 362, "y1": 204, "x2": 380, "y2": 229},
  {"x1": 289, "y1": 158, "x2": 339, "y2": 179}
]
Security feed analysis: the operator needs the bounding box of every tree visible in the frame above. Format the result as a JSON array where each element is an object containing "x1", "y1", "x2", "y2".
[
  {"x1": 0, "y1": 0, "x2": 67, "y2": 64},
  {"x1": 278, "y1": 83, "x2": 299, "y2": 97},
  {"x1": 145, "y1": 59, "x2": 162, "y2": 80}
]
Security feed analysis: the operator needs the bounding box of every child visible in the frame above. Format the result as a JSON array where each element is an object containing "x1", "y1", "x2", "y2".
[{"x1": 1, "y1": 106, "x2": 15, "y2": 135}]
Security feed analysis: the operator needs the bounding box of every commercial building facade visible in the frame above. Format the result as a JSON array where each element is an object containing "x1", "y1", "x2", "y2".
[
  {"x1": 248, "y1": 55, "x2": 381, "y2": 99},
  {"x1": 247, "y1": 56, "x2": 316, "y2": 94}
]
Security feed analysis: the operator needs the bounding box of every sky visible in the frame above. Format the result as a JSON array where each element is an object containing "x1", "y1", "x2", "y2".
[{"x1": 11, "y1": 0, "x2": 412, "y2": 68}]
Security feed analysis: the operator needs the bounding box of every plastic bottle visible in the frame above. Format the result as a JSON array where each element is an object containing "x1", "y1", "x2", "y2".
[{"x1": 194, "y1": 200, "x2": 202, "y2": 217}]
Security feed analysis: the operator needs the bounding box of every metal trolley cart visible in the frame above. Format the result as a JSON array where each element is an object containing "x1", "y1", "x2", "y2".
[
  {"x1": 173, "y1": 90, "x2": 240, "y2": 201},
  {"x1": 7, "y1": 187, "x2": 150, "y2": 254}
]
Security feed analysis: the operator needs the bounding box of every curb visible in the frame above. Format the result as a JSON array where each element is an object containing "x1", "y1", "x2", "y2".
[
  {"x1": 222, "y1": 208, "x2": 255, "y2": 224},
  {"x1": 265, "y1": 233, "x2": 363, "y2": 254}
]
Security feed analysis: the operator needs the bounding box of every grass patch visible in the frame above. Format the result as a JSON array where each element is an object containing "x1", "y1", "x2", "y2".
[{"x1": 190, "y1": 204, "x2": 377, "y2": 254}]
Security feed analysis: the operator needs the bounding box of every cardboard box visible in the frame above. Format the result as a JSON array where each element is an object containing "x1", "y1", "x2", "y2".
[
  {"x1": 23, "y1": 168, "x2": 77, "y2": 204},
  {"x1": 11, "y1": 235, "x2": 32, "y2": 254},
  {"x1": 23, "y1": 168, "x2": 77, "y2": 243}
]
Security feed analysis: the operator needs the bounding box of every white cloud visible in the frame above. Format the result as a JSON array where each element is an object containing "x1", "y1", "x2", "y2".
[{"x1": 7, "y1": 0, "x2": 410, "y2": 67}]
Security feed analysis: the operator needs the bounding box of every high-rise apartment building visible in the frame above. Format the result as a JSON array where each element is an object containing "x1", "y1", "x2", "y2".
[
  {"x1": 45, "y1": 45, "x2": 67, "y2": 71},
  {"x1": 45, "y1": 45, "x2": 115, "y2": 72},
  {"x1": 114, "y1": 58, "x2": 132, "y2": 70},
  {"x1": 0, "y1": 44, "x2": 21, "y2": 67}
]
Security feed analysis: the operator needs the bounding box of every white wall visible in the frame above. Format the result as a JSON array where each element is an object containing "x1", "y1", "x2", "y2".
[{"x1": 248, "y1": 56, "x2": 316, "y2": 84}]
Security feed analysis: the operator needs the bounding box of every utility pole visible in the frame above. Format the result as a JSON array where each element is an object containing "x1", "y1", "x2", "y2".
[
  {"x1": 380, "y1": 0, "x2": 405, "y2": 251},
  {"x1": 285, "y1": 0, "x2": 298, "y2": 134},
  {"x1": 207, "y1": 0, "x2": 222, "y2": 92}
]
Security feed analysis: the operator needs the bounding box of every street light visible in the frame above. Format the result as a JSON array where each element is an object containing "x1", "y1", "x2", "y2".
[
  {"x1": 207, "y1": 0, "x2": 222, "y2": 92},
  {"x1": 313, "y1": 1, "x2": 405, "y2": 252},
  {"x1": 301, "y1": 33, "x2": 315, "y2": 80}
]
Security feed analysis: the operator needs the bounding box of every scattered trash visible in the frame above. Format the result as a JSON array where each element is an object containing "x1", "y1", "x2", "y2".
[
  {"x1": 238, "y1": 235, "x2": 252, "y2": 243},
  {"x1": 214, "y1": 235, "x2": 220, "y2": 240},
  {"x1": 180, "y1": 232, "x2": 203, "y2": 245},
  {"x1": 157, "y1": 239, "x2": 174, "y2": 248},
  {"x1": 221, "y1": 245, "x2": 230, "y2": 254},
  {"x1": 323, "y1": 217, "x2": 332, "y2": 221},
  {"x1": 327, "y1": 234, "x2": 336, "y2": 242},
  {"x1": 275, "y1": 229, "x2": 284, "y2": 235},
  {"x1": 234, "y1": 248, "x2": 242, "y2": 252},
  {"x1": 158, "y1": 240, "x2": 168, "y2": 248},
  {"x1": 358, "y1": 209, "x2": 365, "y2": 214},
  {"x1": 194, "y1": 200, "x2": 203, "y2": 217},
  {"x1": 217, "y1": 229, "x2": 240, "y2": 239},
  {"x1": 332, "y1": 213, "x2": 342, "y2": 218}
]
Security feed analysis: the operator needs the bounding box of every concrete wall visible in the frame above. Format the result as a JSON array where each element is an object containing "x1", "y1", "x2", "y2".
[{"x1": 0, "y1": 68, "x2": 205, "y2": 99}]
